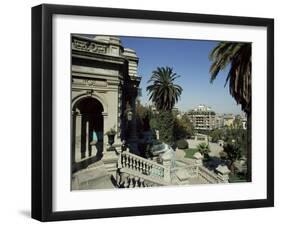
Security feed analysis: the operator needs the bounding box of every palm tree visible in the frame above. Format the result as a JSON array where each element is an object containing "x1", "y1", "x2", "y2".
[
  {"x1": 146, "y1": 67, "x2": 182, "y2": 144},
  {"x1": 197, "y1": 142, "x2": 210, "y2": 160},
  {"x1": 209, "y1": 42, "x2": 252, "y2": 181},
  {"x1": 209, "y1": 42, "x2": 251, "y2": 114},
  {"x1": 147, "y1": 66, "x2": 183, "y2": 111}
]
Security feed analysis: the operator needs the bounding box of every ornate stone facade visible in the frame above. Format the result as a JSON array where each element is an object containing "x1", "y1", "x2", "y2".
[{"x1": 71, "y1": 35, "x2": 141, "y2": 173}]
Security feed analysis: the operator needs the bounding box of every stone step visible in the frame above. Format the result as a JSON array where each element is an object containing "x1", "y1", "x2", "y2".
[{"x1": 72, "y1": 162, "x2": 116, "y2": 190}]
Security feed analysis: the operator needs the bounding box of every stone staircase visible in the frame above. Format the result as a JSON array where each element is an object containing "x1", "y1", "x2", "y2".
[
  {"x1": 72, "y1": 150, "x2": 229, "y2": 190},
  {"x1": 72, "y1": 161, "x2": 116, "y2": 190}
]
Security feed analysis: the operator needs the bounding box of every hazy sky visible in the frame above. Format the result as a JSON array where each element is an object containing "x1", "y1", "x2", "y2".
[{"x1": 120, "y1": 36, "x2": 244, "y2": 115}]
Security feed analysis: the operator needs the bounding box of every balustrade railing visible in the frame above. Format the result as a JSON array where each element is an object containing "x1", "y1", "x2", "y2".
[
  {"x1": 120, "y1": 151, "x2": 166, "y2": 178},
  {"x1": 117, "y1": 151, "x2": 169, "y2": 188},
  {"x1": 198, "y1": 166, "x2": 223, "y2": 183},
  {"x1": 117, "y1": 151, "x2": 227, "y2": 188},
  {"x1": 178, "y1": 164, "x2": 226, "y2": 184}
]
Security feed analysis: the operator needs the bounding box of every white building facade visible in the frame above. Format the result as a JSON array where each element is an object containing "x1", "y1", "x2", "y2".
[{"x1": 187, "y1": 105, "x2": 216, "y2": 131}]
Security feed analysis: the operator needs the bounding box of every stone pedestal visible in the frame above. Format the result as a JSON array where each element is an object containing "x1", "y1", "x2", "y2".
[
  {"x1": 193, "y1": 152, "x2": 203, "y2": 166},
  {"x1": 102, "y1": 150, "x2": 119, "y2": 180},
  {"x1": 161, "y1": 151, "x2": 173, "y2": 183},
  {"x1": 90, "y1": 142, "x2": 98, "y2": 157},
  {"x1": 216, "y1": 165, "x2": 231, "y2": 183}
]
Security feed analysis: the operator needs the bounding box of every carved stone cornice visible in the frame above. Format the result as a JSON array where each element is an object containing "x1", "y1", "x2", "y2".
[{"x1": 72, "y1": 38, "x2": 107, "y2": 54}]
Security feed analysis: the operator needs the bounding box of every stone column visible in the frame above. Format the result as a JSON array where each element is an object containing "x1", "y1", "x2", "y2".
[
  {"x1": 71, "y1": 111, "x2": 76, "y2": 164},
  {"x1": 162, "y1": 157, "x2": 171, "y2": 183},
  {"x1": 86, "y1": 119, "x2": 89, "y2": 157},
  {"x1": 75, "y1": 112, "x2": 82, "y2": 162},
  {"x1": 102, "y1": 112, "x2": 109, "y2": 154}
]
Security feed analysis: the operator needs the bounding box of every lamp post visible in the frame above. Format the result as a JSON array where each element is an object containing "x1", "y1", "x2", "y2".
[{"x1": 126, "y1": 105, "x2": 133, "y2": 121}]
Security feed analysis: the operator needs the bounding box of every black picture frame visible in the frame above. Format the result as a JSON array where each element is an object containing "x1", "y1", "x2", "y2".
[{"x1": 32, "y1": 4, "x2": 274, "y2": 222}]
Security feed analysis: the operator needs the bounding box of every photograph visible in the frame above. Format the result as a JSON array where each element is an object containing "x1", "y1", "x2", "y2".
[{"x1": 71, "y1": 34, "x2": 252, "y2": 190}]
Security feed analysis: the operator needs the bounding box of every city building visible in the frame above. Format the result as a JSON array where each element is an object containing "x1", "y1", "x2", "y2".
[
  {"x1": 187, "y1": 105, "x2": 216, "y2": 131},
  {"x1": 215, "y1": 114, "x2": 224, "y2": 129},
  {"x1": 223, "y1": 113, "x2": 235, "y2": 127},
  {"x1": 235, "y1": 114, "x2": 247, "y2": 129}
]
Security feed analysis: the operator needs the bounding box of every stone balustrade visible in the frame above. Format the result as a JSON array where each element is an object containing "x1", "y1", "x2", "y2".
[
  {"x1": 118, "y1": 168, "x2": 169, "y2": 188},
  {"x1": 117, "y1": 151, "x2": 169, "y2": 188},
  {"x1": 198, "y1": 165, "x2": 222, "y2": 183},
  {"x1": 117, "y1": 151, "x2": 229, "y2": 188},
  {"x1": 183, "y1": 165, "x2": 199, "y2": 178},
  {"x1": 179, "y1": 163, "x2": 228, "y2": 184},
  {"x1": 120, "y1": 151, "x2": 166, "y2": 178}
]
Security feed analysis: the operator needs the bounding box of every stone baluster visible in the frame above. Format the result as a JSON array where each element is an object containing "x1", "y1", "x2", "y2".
[
  {"x1": 134, "y1": 176, "x2": 139, "y2": 187},
  {"x1": 147, "y1": 163, "x2": 151, "y2": 175},
  {"x1": 121, "y1": 154, "x2": 124, "y2": 167},
  {"x1": 139, "y1": 178, "x2": 144, "y2": 187},
  {"x1": 140, "y1": 161, "x2": 143, "y2": 173},
  {"x1": 142, "y1": 162, "x2": 146, "y2": 174},
  {"x1": 134, "y1": 159, "x2": 138, "y2": 171},
  {"x1": 128, "y1": 175, "x2": 134, "y2": 188},
  {"x1": 158, "y1": 166, "x2": 162, "y2": 177},
  {"x1": 132, "y1": 157, "x2": 136, "y2": 170},
  {"x1": 125, "y1": 154, "x2": 129, "y2": 167},
  {"x1": 123, "y1": 173, "x2": 129, "y2": 188}
]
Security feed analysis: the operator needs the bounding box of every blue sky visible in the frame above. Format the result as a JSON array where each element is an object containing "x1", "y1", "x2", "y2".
[{"x1": 121, "y1": 36, "x2": 243, "y2": 115}]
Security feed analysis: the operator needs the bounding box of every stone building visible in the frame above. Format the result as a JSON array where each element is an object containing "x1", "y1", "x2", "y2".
[{"x1": 71, "y1": 35, "x2": 141, "y2": 173}]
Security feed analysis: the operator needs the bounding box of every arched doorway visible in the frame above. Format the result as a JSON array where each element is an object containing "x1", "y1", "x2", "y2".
[{"x1": 72, "y1": 97, "x2": 104, "y2": 171}]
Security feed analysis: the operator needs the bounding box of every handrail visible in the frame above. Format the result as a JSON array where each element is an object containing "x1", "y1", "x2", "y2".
[
  {"x1": 119, "y1": 167, "x2": 169, "y2": 187},
  {"x1": 117, "y1": 151, "x2": 227, "y2": 188},
  {"x1": 117, "y1": 151, "x2": 171, "y2": 188},
  {"x1": 119, "y1": 151, "x2": 166, "y2": 179},
  {"x1": 198, "y1": 165, "x2": 222, "y2": 183},
  {"x1": 121, "y1": 151, "x2": 166, "y2": 170}
]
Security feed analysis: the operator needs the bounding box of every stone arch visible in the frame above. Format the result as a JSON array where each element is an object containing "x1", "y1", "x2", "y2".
[
  {"x1": 72, "y1": 92, "x2": 108, "y2": 114},
  {"x1": 72, "y1": 93, "x2": 109, "y2": 172}
]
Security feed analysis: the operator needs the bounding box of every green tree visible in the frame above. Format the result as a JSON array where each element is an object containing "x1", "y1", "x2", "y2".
[
  {"x1": 157, "y1": 111, "x2": 175, "y2": 144},
  {"x1": 223, "y1": 142, "x2": 242, "y2": 173},
  {"x1": 232, "y1": 116, "x2": 243, "y2": 129},
  {"x1": 136, "y1": 101, "x2": 152, "y2": 133},
  {"x1": 174, "y1": 114, "x2": 194, "y2": 140},
  {"x1": 209, "y1": 129, "x2": 224, "y2": 143},
  {"x1": 209, "y1": 42, "x2": 252, "y2": 181},
  {"x1": 146, "y1": 66, "x2": 182, "y2": 144}
]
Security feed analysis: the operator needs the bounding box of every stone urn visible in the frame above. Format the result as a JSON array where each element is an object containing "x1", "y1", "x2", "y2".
[
  {"x1": 108, "y1": 134, "x2": 115, "y2": 146},
  {"x1": 106, "y1": 128, "x2": 117, "y2": 149}
]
